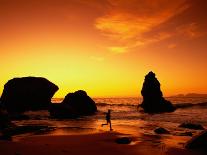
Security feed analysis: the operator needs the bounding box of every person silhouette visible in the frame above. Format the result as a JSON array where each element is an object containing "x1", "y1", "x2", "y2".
[{"x1": 102, "y1": 109, "x2": 113, "y2": 131}]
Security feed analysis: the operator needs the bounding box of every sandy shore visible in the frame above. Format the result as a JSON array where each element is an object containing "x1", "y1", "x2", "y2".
[{"x1": 0, "y1": 131, "x2": 205, "y2": 155}]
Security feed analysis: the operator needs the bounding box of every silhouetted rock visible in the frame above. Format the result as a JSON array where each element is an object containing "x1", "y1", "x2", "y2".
[
  {"x1": 115, "y1": 137, "x2": 132, "y2": 144},
  {"x1": 49, "y1": 90, "x2": 97, "y2": 118},
  {"x1": 185, "y1": 130, "x2": 207, "y2": 150},
  {"x1": 0, "y1": 77, "x2": 58, "y2": 114},
  {"x1": 154, "y1": 127, "x2": 170, "y2": 134},
  {"x1": 179, "y1": 123, "x2": 205, "y2": 130},
  {"x1": 139, "y1": 71, "x2": 175, "y2": 113}
]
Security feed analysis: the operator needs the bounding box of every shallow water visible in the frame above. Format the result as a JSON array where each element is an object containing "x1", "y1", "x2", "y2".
[{"x1": 13, "y1": 97, "x2": 207, "y2": 140}]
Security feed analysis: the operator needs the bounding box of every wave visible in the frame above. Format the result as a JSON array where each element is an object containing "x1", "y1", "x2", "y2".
[
  {"x1": 96, "y1": 102, "x2": 137, "y2": 107},
  {"x1": 175, "y1": 102, "x2": 207, "y2": 109},
  {"x1": 96, "y1": 102, "x2": 207, "y2": 109}
]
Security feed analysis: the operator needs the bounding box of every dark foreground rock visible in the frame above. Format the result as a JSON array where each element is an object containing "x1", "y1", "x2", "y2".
[
  {"x1": 139, "y1": 71, "x2": 175, "y2": 113},
  {"x1": 0, "y1": 77, "x2": 58, "y2": 114},
  {"x1": 179, "y1": 123, "x2": 205, "y2": 130},
  {"x1": 115, "y1": 137, "x2": 132, "y2": 144},
  {"x1": 49, "y1": 90, "x2": 97, "y2": 118},
  {"x1": 185, "y1": 130, "x2": 207, "y2": 150},
  {"x1": 154, "y1": 127, "x2": 170, "y2": 134}
]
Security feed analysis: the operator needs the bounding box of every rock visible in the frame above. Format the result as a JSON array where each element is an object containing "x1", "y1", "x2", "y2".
[
  {"x1": 139, "y1": 71, "x2": 175, "y2": 113},
  {"x1": 179, "y1": 123, "x2": 205, "y2": 130},
  {"x1": 185, "y1": 130, "x2": 207, "y2": 149},
  {"x1": 115, "y1": 137, "x2": 132, "y2": 144},
  {"x1": 0, "y1": 77, "x2": 58, "y2": 114},
  {"x1": 49, "y1": 104, "x2": 78, "y2": 119},
  {"x1": 49, "y1": 90, "x2": 97, "y2": 118},
  {"x1": 154, "y1": 127, "x2": 170, "y2": 134}
]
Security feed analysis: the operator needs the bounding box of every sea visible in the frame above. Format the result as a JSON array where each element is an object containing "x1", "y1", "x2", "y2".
[{"x1": 13, "y1": 96, "x2": 207, "y2": 141}]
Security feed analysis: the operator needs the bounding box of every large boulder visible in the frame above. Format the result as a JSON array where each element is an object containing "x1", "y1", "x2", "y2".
[
  {"x1": 49, "y1": 90, "x2": 97, "y2": 118},
  {"x1": 0, "y1": 77, "x2": 58, "y2": 114},
  {"x1": 139, "y1": 71, "x2": 175, "y2": 113}
]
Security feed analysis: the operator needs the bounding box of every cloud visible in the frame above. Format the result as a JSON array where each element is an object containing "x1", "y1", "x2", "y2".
[
  {"x1": 176, "y1": 23, "x2": 202, "y2": 39},
  {"x1": 107, "y1": 46, "x2": 128, "y2": 53},
  {"x1": 95, "y1": 0, "x2": 188, "y2": 52},
  {"x1": 168, "y1": 43, "x2": 177, "y2": 49}
]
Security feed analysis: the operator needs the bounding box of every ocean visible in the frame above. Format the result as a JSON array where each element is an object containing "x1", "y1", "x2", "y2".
[{"x1": 13, "y1": 96, "x2": 207, "y2": 140}]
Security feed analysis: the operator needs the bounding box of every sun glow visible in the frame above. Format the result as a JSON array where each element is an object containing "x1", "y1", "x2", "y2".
[{"x1": 1, "y1": 0, "x2": 207, "y2": 98}]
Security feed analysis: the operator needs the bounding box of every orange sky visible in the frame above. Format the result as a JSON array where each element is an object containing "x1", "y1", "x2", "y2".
[{"x1": 0, "y1": 0, "x2": 207, "y2": 98}]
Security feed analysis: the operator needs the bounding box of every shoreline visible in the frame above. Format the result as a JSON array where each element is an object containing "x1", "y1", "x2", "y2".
[{"x1": 0, "y1": 131, "x2": 204, "y2": 155}]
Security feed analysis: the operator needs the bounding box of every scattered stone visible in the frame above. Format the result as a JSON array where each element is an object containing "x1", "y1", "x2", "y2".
[
  {"x1": 139, "y1": 71, "x2": 175, "y2": 113},
  {"x1": 154, "y1": 127, "x2": 170, "y2": 134},
  {"x1": 179, "y1": 123, "x2": 205, "y2": 130},
  {"x1": 115, "y1": 137, "x2": 132, "y2": 144}
]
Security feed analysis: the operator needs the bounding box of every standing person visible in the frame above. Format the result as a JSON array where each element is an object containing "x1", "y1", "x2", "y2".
[{"x1": 102, "y1": 109, "x2": 113, "y2": 131}]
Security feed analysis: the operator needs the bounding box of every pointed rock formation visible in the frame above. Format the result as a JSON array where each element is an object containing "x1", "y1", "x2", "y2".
[
  {"x1": 49, "y1": 90, "x2": 97, "y2": 118},
  {"x1": 139, "y1": 71, "x2": 175, "y2": 113},
  {"x1": 0, "y1": 77, "x2": 58, "y2": 114}
]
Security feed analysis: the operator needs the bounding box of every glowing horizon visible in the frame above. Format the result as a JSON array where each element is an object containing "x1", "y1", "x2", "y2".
[{"x1": 1, "y1": 0, "x2": 207, "y2": 98}]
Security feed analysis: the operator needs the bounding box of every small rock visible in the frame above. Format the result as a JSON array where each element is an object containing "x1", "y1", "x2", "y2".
[
  {"x1": 154, "y1": 127, "x2": 170, "y2": 134},
  {"x1": 115, "y1": 137, "x2": 132, "y2": 144},
  {"x1": 179, "y1": 123, "x2": 205, "y2": 130}
]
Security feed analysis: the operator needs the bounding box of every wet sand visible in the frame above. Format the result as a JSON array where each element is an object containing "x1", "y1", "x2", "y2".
[{"x1": 0, "y1": 131, "x2": 205, "y2": 155}]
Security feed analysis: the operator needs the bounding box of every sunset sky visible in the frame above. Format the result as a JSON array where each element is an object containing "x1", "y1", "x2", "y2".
[{"x1": 0, "y1": 0, "x2": 207, "y2": 98}]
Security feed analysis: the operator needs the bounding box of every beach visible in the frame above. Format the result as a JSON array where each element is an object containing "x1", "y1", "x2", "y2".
[
  {"x1": 0, "y1": 131, "x2": 204, "y2": 155},
  {"x1": 1, "y1": 97, "x2": 207, "y2": 155}
]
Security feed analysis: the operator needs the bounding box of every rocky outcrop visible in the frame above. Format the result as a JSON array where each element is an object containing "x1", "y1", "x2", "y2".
[
  {"x1": 49, "y1": 90, "x2": 97, "y2": 118},
  {"x1": 0, "y1": 77, "x2": 58, "y2": 114},
  {"x1": 139, "y1": 71, "x2": 175, "y2": 113}
]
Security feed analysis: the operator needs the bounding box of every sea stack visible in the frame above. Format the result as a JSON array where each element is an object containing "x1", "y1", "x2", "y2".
[
  {"x1": 49, "y1": 90, "x2": 97, "y2": 118},
  {"x1": 140, "y1": 71, "x2": 175, "y2": 113},
  {"x1": 0, "y1": 77, "x2": 58, "y2": 114}
]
